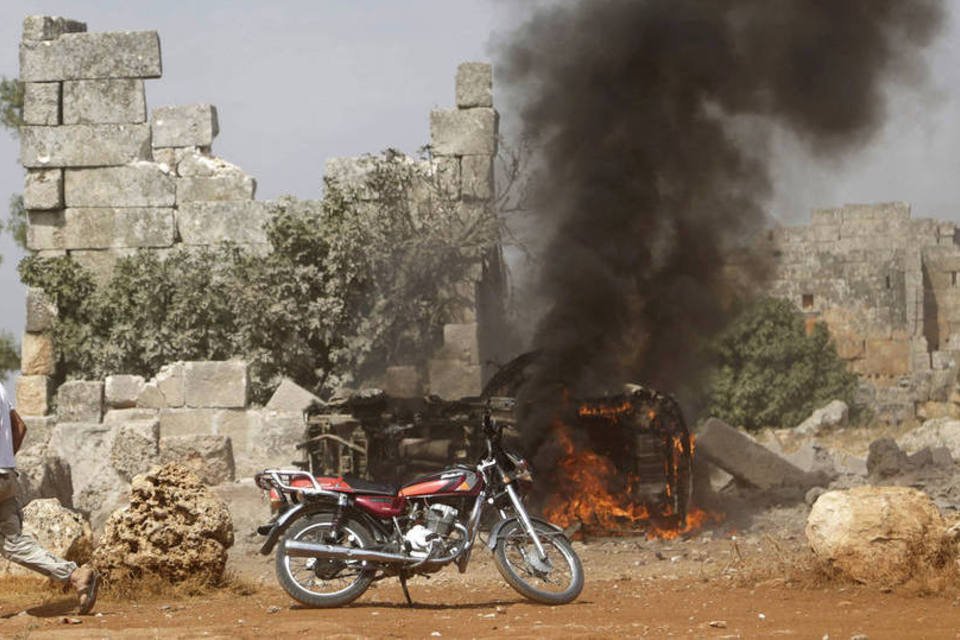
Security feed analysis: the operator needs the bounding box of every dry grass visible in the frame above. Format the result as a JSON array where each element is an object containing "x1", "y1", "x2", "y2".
[{"x1": 98, "y1": 569, "x2": 261, "y2": 603}]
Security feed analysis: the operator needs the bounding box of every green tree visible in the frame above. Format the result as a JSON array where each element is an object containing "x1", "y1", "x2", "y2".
[
  {"x1": 706, "y1": 296, "x2": 858, "y2": 430},
  {"x1": 19, "y1": 151, "x2": 499, "y2": 401}
]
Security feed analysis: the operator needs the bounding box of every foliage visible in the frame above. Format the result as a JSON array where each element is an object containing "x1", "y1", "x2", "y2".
[
  {"x1": 0, "y1": 77, "x2": 23, "y2": 134},
  {"x1": 706, "y1": 297, "x2": 858, "y2": 430},
  {"x1": 4, "y1": 194, "x2": 26, "y2": 250},
  {"x1": 19, "y1": 152, "x2": 499, "y2": 401},
  {"x1": 0, "y1": 332, "x2": 18, "y2": 382}
]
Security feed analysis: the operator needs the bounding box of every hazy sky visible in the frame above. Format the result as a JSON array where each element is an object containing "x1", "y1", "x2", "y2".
[{"x1": 2, "y1": 1, "x2": 960, "y2": 364}]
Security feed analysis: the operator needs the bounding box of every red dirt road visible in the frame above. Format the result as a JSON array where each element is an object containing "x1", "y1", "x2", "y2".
[{"x1": 3, "y1": 535, "x2": 960, "y2": 639}]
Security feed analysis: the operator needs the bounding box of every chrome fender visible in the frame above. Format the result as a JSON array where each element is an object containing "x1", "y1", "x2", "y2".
[{"x1": 486, "y1": 516, "x2": 565, "y2": 550}]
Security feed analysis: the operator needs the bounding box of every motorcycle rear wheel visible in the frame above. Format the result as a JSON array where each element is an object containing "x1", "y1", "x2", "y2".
[
  {"x1": 275, "y1": 513, "x2": 375, "y2": 608},
  {"x1": 493, "y1": 520, "x2": 584, "y2": 605}
]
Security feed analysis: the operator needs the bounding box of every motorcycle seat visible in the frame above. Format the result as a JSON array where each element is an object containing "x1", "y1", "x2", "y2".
[{"x1": 342, "y1": 474, "x2": 398, "y2": 496}]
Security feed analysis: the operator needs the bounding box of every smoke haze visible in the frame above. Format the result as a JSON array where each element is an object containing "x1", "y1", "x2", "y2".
[{"x1": 499, "y1": 0, "x2": 945, "y2": 438}]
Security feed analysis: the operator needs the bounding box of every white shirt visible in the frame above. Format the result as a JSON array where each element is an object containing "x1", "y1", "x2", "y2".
[{"x1": 0, "y1": 382, "x2": 17, "y2": 468}]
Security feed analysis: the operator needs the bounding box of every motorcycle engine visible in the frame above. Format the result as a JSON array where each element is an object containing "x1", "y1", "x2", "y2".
[{"x1": 404, "y1": 504, "x2": 459, "y2": 553}]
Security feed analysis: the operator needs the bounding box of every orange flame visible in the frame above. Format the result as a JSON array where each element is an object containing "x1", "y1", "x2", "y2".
[{"x1": 543, "y1": 415, "x2": 720, "y2": 540}]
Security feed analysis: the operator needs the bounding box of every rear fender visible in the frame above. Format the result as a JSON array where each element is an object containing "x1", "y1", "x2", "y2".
[
  {"x1": 486, "y1": 516, "x2": 565, "y2": 550},
  {"x1": 258, "y1": 500, "x2": 337, "y2": 555}
]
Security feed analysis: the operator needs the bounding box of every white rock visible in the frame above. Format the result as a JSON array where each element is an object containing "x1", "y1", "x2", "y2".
[
  {"x1": 898, "y1": 418, "x2": 960, "y2": 460},
  {"x1": 795, "y1": 400, "x2": 849, "y2": 436}
]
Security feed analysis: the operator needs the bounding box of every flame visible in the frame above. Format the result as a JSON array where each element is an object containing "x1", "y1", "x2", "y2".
[{"x1": 542, "y1": 408, "x2": 720, "y2": 540}]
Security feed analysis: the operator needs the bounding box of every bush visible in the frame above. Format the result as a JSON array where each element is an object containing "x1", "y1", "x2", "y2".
[
  {"x1": 706, "y1": 296, "x2": 858, "y2": 429},
  {"x1": 19, "y1": 152, "x2": 498, "y2": 402}
]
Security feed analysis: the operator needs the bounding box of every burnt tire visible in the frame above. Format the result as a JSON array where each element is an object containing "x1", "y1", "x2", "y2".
[
  {"x1": 275, "y1": 513, "x2": 375, "y2": 608},
  {"x1": 493, "y1": 520, "x2": 584, "y2": 605}
]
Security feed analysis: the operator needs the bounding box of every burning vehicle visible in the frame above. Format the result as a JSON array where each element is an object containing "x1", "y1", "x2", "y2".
[{"x1": 296, "y1": 353, "x2": 695, "y2": 538}]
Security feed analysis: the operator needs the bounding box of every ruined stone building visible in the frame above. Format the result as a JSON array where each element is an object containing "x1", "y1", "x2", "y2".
[
  {"x1": 12, "y1": 15, "x2": 505, "y2": 528},
  {"x1": 769, "y1": 202, "x2": 960, "y2": 423}
]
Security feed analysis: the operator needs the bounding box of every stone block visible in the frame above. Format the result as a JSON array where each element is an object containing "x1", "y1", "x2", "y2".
[
  {"x1": 103, "y1": 408, "x2": 157, "y2": 424},
  {"x1": 456, "y1": 62, "x2": 493, "y2": 108},
  {"x1": 61, "y1": 208, "x2": 175, "y2": 249},
  {"x1": 20, "y1": 31, "x2": 162, "y2": 81},
  {"x1": 111, "y1": 419, "x2": 160, "y2": 481},
  {"x1": 177, "y1": 175, "x2": 256, "y2": 203},
  {"x1": 183, "y1": 361, "x2": 248, "y2": 408},
  {"x1": 24, "y1": 169, "x2": 63, "y2": 210},
  {"x1": 21, "y1": 415, "x2": 57, "y2": 450},
  {"x1": 155, "y1": 362, "x2": 185, "y2": 407},
  {"x1": 430, "y1": 108, "x2": 498, "y2": 156},
  {"x1": 428, "y1": 358, "x2": 482, "y2": 400},
  {"x1": 57, "y1": 380, "x2": 103, "y2": 423},
  {"x1": 14, "y1": 449, "x2": 73, "y2": 509},
  {"x1": 105, "y1": 375, "x2": 146, "y2": 409},
  {"x1": 22, "y1": 16, "x2": 87, "y2": 41},
  {"x1": 25, "y1": 288, "x2": 57, "y2": 333},
  {"x1": 20, "y1": 333, "x2": 55, "y2": 376},
  {"x1": 151, "y1": 104, "x2": 219, "y2": 148},
  {"x1": 159, "y1": 435, "x2": 235, "y2": 485},
  {"x1": 22, "y1": 82, "x2": 60, "y2": 125},
  {"x1": 21, "y1": 124, "x2": 151, "y2": 168},
  {"x1": 266, "y1": 379, "x2": 322, "y2": 414},
  {"x1": 245, "y1": 410, "x2": 306, "y2": 475},
  {"x1": 16, "y1": 375, "x2": 53, "y2": 416},
  {"x1": 434, "y1": 156, "x2": 460, "y2": 199},
  {"x1": 65, "y1": 164, "x2": 175, "y2": 207},
  {"x1": 50, "y1": 421, "x2": 115, "y2": 505},
  {"x1": 177, "y1": 201, "x2": 270, "y2": 245},
  {"x1": 696, "y1": 418, "x2": 822, "y2": 491},
  {"x1": 833, "y1": 335, "x2": 865, "y2": 360},
  {"x1": 442, "y1": 323, "x2": 480, "y2": 364},
  {"x1": 26, "y1": 210, "x2": 64, "y2": 251},
  {"x1": 158, "y1": 408, "x2": 217, "y2": 438},
  {"x1": 63, "y1": 79, "x2": 146, "y2": 124},
  {"x1": 460, "y1": 154, "x2": 493, "y2": 201},
  {"x1": 215, "y1": 410, "x2": 257, "y2": 456},
  {"x1": 382, "y1": 366, "x2": 423, "y2": 398}
]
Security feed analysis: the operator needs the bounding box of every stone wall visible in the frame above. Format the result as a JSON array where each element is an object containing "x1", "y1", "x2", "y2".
[
  {"x1": 20, "y1": 358, "x2": 308, "y2": 530},
  {"x1": 769, "y1": 202, "x2": 960, "y2": 423},
  {"x1": 15, "y1": 15, "x2": 504, "y2": 417}
]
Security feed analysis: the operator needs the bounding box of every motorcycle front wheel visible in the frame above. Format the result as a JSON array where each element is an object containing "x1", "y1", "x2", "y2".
[
  {"x1": 493, "y1": 520, "x2": 584, "y2": 605},
  {"x1": 275, "y1": 513, "x2": 375, "y2": 608}
]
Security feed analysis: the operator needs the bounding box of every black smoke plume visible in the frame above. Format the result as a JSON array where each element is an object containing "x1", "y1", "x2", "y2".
[{"x1": 500, "y1": 0, "x2": 944, "y2": 450}]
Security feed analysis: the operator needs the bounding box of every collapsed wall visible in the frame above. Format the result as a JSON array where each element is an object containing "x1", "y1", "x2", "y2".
[{"x1": 12, "y1": 15, "x2": 505, "y2": 523}]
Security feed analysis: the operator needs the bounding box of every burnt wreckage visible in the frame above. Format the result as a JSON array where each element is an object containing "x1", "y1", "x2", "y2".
[{"x1": 296, "y1": 352, "x2": 693, "y2": 531}]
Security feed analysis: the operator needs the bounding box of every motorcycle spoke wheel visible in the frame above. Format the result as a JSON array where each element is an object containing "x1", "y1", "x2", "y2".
[
  {"x1": 493, "y1": 521, "x2": 584, "y2": 605},
  {"x1": 275, "y1": 514, "x2": 374, "y2": 608}
]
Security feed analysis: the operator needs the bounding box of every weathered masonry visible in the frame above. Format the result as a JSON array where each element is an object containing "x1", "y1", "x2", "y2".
[
  {"x1": 12, "y1": 15, "x2": 506, "y2": 529},
  {"x1": 17, "y1": 15, "x2": 505, "y2": 415},
  {"x1": 768, "y1": 202, "x2": 960, "y2": 422}
]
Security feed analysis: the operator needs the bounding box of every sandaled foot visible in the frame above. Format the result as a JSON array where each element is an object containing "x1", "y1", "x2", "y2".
[{"x1": 69, "y1": 565, "x2": 99, "y2": 615}]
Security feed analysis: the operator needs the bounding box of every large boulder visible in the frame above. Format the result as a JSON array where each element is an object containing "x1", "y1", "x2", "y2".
[
  {"x1": 15, "y1": 445, "x2": 73, "y2": 508},
  {"x1": 806, "y1": 486, "x2": 950, "y2": 585},
  {"x1": 0, "y1": 499, "x2": 92, "y2": 576},
  {"x1": 93, "y1": 463, "x2": 233, "y2": 585}
]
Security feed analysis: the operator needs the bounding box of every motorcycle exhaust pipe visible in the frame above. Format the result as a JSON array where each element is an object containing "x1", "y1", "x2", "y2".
[
  {"x1": 283, "y1": 539, "x2": 464, "y2": 566},
  {"x1": 283, "y1": 540, "x2": 419, "y2": 565}
]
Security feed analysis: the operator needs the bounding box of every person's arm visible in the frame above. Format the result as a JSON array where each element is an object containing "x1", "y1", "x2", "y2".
[{"x1": 10, "y1": 409, "x2": 26, "y2": 454}]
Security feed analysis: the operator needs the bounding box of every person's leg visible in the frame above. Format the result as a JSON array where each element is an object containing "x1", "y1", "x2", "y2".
[
  {"x1": 0, "y1": 479, "x2": 77, "y2": 581},
  {"x1": 0, "y1": 474, "x2": 98, "y2": 613}
]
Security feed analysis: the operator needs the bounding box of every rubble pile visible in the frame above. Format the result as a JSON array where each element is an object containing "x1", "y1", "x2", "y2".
[{"x1": 93, "y1": 463, "x2": 233, "y2": 585}]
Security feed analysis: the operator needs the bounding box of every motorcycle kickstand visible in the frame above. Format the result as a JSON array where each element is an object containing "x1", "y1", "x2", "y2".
[{"x1": 399, "y1": 571, "x2": 414, "y2": 607}]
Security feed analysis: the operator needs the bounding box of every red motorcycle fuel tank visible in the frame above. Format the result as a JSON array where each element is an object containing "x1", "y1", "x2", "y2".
[{"x1": 399, "y1": 466, "x2": 482, "y2": 498}]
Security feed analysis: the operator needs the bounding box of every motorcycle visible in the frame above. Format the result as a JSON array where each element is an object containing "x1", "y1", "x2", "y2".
[{"x1": 254, "y1": 409, "x2": 584, "y2": 608}]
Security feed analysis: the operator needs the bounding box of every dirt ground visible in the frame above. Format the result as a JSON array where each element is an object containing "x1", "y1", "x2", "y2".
[{"x1": 3, "y1": 524, "x2": 960, "y2": 640}]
